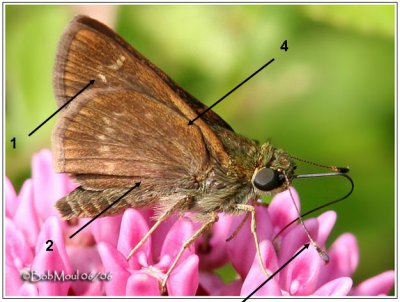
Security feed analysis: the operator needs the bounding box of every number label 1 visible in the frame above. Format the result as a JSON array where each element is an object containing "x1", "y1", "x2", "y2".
[{"x1": 10, "y1": 137, "x2": 16, "y2": 149}]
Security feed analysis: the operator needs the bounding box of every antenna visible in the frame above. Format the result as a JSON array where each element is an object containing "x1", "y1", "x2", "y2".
[{"x1": 289, "y1": 154, "x2": 349, "y2": 173}]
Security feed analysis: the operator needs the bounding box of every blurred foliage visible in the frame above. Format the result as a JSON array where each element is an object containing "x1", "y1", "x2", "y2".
[{"x1": 6, "y1": 5, "x2": 394, "y2": 287}]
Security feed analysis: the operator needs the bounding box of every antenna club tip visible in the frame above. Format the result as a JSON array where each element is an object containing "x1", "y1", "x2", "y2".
[
  {"x1": 321, "y1": 253, "x2": 330, "y2": 264},
  {"x1": 334, "y1": 167, "x2": 350, "y2": 173},
  {"x1": 316, "y1": 246, "x2": 330, "y2": 263}
]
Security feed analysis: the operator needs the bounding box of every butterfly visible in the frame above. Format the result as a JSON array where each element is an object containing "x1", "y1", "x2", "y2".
[{"x1": 52, "y1": 15, "x2": 350, "y2": 292}]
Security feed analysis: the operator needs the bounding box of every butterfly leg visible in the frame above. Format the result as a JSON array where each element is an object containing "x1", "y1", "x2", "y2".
[
  {"x1": 225, "y1": 211, "x2": 250, "y2": 241},
  {"x1": 126, "y1": 196, "x2": 191, "y2": 260},
  {"x1": 160, "y1": 211, "x2": 219, "y2": 293},
  {"x1": 234, "y1": 204, "x2": 269, "y2": 277}
]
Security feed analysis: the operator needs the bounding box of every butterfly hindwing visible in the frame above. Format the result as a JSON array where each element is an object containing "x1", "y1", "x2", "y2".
[{"x1": 53, "y1": 88, "x2": 211, "y2": 190}]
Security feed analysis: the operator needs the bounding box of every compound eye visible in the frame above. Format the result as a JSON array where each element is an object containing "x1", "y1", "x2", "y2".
[{"x1": 253, "y1": 167, "x2": 283, "y2": 191}]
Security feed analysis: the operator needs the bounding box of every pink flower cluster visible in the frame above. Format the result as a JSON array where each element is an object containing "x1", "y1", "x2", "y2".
[{"x1": 6, "y1": 150, "x2": 394, "y2": 296}]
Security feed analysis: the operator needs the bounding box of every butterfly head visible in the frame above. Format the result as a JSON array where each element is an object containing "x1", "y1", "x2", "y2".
[{"x1": 252, "y1": 142, "x2": 296, "y2": 194}]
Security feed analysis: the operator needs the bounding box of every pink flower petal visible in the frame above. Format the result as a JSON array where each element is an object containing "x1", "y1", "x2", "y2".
[
  {"x1": 18, "y1": 283, "x2": 38, "y2": 296},
  {"x1": 284, "y1": 246, "x2": 321, "y2": 295},
  {"x1": 318, "y1": 233, "x2": 358, "y2": 286},
  {"x1": 31, "y1": 239, "x2": 70, "y2": 295},
  {"x1": 198, "y1": 271, "x2": 224, "y2": 295},
  {"x1": 5, "y1": 177, "x2": 18, "y2": 218},
  {"x1": 117, "y1": 209, "x2": 151, "y2": 269},
  {"x1": 196, "y1": 213, "x2": 232, "y2": 270},
  {"x1": 35, "y1": 217, "x2": 71, "y2": 274},
  {"x1": 268, "y1": 187, "x2": 300, "y2": 238},
  {"x1": 150, "y1": 214, "x2": 178, "y2": 262},
  {"x1": 241, "y1": 240, "x2": 282, "y2": 296},
  {"x1": 167, "y1": 254, "x2": 199, "y2": 295},
  {"x1": 32, "y1": 149, "x2": 76, "y2": 221},
  {"x1": 67, "y1": 246, "x2": 104, "y2": 296},
  {"x1": 31, "y1": 217, "x2": 72, "y2": 295},
  {"x1": 6, "y1": 218, "x2": 33, "y2": 270},
  {"x1": 13, "y1": 179, "x2": 40, "y2": 247},
  {"x1": 80, "y1": 281, "x2": 104, "y2": 296},
  {"x1": 278, "y1": 218, "x2": 319, "y2": 265},
  {"x1": 5, "y1": 219, "x2": 33, "y2": 295},
  {"x1": 216, "y1": 280, "x2": 243, "y2": 296},
  {"x1": 159, "y1": 217, "x2": 195, "y2": 270},
  {"x1": 227, "y1": 204, "x2": 272, "y2": 279},
  {"x1": 6, "y1": 263, "x2": 24, "y2": 296},
  {"x1": 278, "y1": 218, "x2": 319, "y2": 291},
  {"x1": 241, "y1": 274, "x2": 282, "y2": 296},
  {"x1": 92, "y1": 214, "x2": 123, "y2": 246},
  {"x1": 316, "y1": 211, "x2": 336, "y2": 246},
  {"x1": 199, "y1": 272, "x2": 243, "y2": 296},
  {"x1": 350, "y1": 271, "x2": 395, "y2": 296},
  {"x1": 97, "y1": 242, "x2": 130, "y2": 296},
  {"x1": 126, "y1": 271, "x2": 160, "y2": 296},
  {"x1": 312, "y1": 277, "x2": 353, "y2": 296}
]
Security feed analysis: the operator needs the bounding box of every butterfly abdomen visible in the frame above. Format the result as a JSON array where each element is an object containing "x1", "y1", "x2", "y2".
[{"x1": 55, "y1": 186, "x2": 138, "y2": 219}]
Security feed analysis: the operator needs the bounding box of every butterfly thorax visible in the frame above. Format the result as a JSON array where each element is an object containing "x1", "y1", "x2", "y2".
[{"x1": 189, "y1": 131, "x2": 295, "y2": 214}]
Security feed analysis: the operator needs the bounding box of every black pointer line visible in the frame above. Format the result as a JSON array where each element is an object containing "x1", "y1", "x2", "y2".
[
  {"x1": 242, "y1": 243, "x2": 310, "y2": 302},
  {"x1": 188, "y1": 58, "x2": 275, "y2": 125},
  {"x1": 28, "y1": 80, "x2": 95, "y2": 136},
  {"x1": 69, "y1": 182, "x2": 141, "y2": 239}
]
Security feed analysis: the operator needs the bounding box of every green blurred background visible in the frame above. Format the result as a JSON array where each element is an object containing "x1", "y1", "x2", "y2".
[{"x1": 6, "y1": 5, "x2": 394, "y2": 287}]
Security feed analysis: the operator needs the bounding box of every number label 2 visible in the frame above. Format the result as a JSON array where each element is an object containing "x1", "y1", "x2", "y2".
[{"x1": 45, "y1": 240, "x2": 53, "y2": 251}]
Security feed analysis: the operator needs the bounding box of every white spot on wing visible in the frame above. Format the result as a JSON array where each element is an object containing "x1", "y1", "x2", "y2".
[
  {"x1": 98, "y1": 74, "x2": 107, "y2": 83},
  {"x1": 102, "y1": 117, "x2": 111, "y2": 125},
  {"x1": 108, "y1": 55, "x2": 126, "y2": 70}
]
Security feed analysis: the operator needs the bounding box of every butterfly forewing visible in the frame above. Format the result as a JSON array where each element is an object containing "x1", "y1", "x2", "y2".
[
  {"x1": 54, "y1": 15, "x2": 232, "y2": 131},
  {"x1": 53, "y1": 15, "x2": 231, "y2": 175}
]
